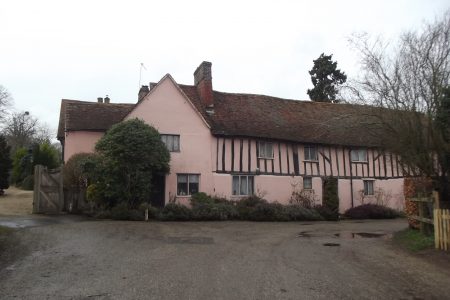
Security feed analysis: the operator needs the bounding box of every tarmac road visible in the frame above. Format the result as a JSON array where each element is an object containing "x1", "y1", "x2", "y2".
[{"x1": 1, "y1": 218, "x2": 449, "y2": 299}]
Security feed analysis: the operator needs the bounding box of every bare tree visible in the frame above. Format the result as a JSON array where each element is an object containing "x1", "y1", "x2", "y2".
[
  {"x1": 0, "y1": 85, "x2": 13, "y2": 123},
  {"x1": 3, "y1": 111, "x2": 52, "y2": 154},
  {"x1": 346, "y1": 11, "x2": 450, "y2": 202}
]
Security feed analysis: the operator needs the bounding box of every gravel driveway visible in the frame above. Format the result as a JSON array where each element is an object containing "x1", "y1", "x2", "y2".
[{"x1": 1, "y1": 218, "x2": 449, "y2": 299}]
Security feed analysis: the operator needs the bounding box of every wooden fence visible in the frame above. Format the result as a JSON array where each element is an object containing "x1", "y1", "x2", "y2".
[{"x1": 410, "y1": 191, "x2": 450, "y2": 251}]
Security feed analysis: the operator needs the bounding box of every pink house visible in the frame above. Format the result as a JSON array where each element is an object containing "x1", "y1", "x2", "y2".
[{"x1": 57, "y1": 61, "x2": 405, "y2": 212}]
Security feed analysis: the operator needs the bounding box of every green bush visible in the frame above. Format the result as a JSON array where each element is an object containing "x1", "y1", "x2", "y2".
[
  {"x1": 344, "y1": 204, "x2": 400, "y2": 219},
  {"x1": 159, "y1": 203, "x2": 192, "y2": 221},
  {"x1": 192, "y1": 202, "x2": 238, "y2": 221},
  {"x1": 247, "y1": 202, "x2": 288, "y2": 221},
  {"x1": 236, "y1": 195, "x2": 267, "y2": 219},
  {"x1": 322, "y1": 177, "x2": 339, "y2": 219},
  {"x1": 20, "y1": 175, "x2": 34, "y2": 190},
  {"x1": 190, "y1": 192, "x2": 215, "y2": 206},
  {"x1": 283, "y1": 205, "x2": 324, "y2": 221},
  {"x1": 110, "y1": 202, "x2": 144, "y2": 221},
  {"x1": 315, "y1": 205, "x2": 339, "y2": 221},
  {"x1": 138, "y1": 202, "x2": 160, "y2": 219}
]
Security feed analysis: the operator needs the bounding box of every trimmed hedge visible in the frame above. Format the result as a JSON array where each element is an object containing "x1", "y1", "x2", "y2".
[
  {"x1": 344, "y1": 204, "x2": 401, "y2": 219},
  {"x1": 93, "y1": 194, "x2": 345, "y2": 222}
]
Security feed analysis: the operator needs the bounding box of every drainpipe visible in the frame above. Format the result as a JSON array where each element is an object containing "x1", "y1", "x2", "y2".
[{"x1": 349, "y1": 149, "x2": 354, "y2": 208}]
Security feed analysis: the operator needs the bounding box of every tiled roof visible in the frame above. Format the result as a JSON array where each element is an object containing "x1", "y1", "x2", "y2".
[
  {"x1": 58, "y1": 86, "x2": 383, "y2": 147},
  {"x1": 57, "y1": 99, "x2": 134, "y2": 140},
  {"x1": 179, "y1": 85, "x2": 382, "y2": 147}
]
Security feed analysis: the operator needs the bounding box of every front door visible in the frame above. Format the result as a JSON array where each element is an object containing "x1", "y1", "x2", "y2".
[{"x1": 150, "y1": 174, "x2": 166, "y2": 207}]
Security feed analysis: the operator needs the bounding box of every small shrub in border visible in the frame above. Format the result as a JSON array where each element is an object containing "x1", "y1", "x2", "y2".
[
  {"x1": 110, "y1": 202, "x2": 144, "y2": 221},
  {"x1": 247, "y1": 202, "x2": 288, "y2": 222},
  {"x1": 315, "y1": 205, "x2": 339, "y2": 221},
  {"x1": 192, "y1": 203, "x2": 238, "y2": 221},
  {"x1": 159, "y1": 203, "x2": 193, "y2": 221},
  {"x1": 344, "y1": 204, "x2": 400, "y2": 219},
  {"x1": 236, "y1": 195, "x2": 267, "y2": 220},
  {"x1": 283, "y1": 205, "x2": 324, "y2": 221}
]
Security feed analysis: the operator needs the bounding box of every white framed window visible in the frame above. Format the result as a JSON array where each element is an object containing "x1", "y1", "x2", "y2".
[
  {"x1": 258, "y1": 141, "x2": 274, "y2": 159},
  {"x1": 161, "y1": 134, "x2": 180, "y2": 152},
  {"x1": 303, "y1": 177, "x2": 312, "y2": 190},
  {"x1": 351, "y1": 149, "x2": 368, "y2": 162},
  {"x1": 232, "y1": 175, "x2": 254, "y2": 196},
  {"x1": 304, "y1": 145, "x2": 318, "y2": 161},
  {"x1": 364, "y1": 180, "x2": 374, "y2": 196},
  {"x1": 177, "y1": 174, "x2": 199, "y2": 196}
]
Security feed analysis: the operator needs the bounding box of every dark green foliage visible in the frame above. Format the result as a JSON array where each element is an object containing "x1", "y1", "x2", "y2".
[
  {"x1": 314, "y1": 205, "x2": 339, "y2": 221},
  {"x1": 190, "y1": 192, "x2": 215, "y2": 206},
  {"x1": 33, "y1": 142, "x2": 60, "y2": 169},
  {"x1": 247, "y1": 202, "x2": 288, "y2": 221},
  {"x1": 110, "y1": 202, "x2": 144, "y2": 221},
  {"x1": 322, "y1": 177, "x2": 339, "y2": 220},
  {"x1": 0, "y1": 135, "x2": 12, "y2": 193},
  {"x1": 235, "y1": 195, "x2": 267, "y2": 219},
  {"x1": 11, "y1": 147, "x2": 31, "y2": 185},
  {"x1": 159, "y1": 203, "x2": 192, "y2": 221},
  {"x1": 20, "y1": 175, "x2": 34, "y2": 191},
  {"x1": 63, "y1": 153, "x2": 97, "y2": 189},
  {"x1": 283, "y1": 205, "x2": 324, "y2": 221},
  {"x1": 307, "y1": 53, "x2": 347, "y2": 102},
  {"x1": 93, "y1": 119, "x2": 170, "y2": 208},
  {"x1": 344, "y1": 204, "x2": 401, "y2": 219},
  {"x1": 192, "y1": 203, "x2": 238, "y2": 221},
  {"x1": 11, "y1": 143, "x2": 60, "y2": 188}
]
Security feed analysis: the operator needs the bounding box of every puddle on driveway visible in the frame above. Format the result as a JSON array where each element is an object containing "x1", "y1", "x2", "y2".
[
  {"x1": 166, "y1": 237, "x2": 214, "y2": 244},
  {"x1": 335, "y1": 232, "x2": 391, "y2": 239},
  {"x1": 323, "y1": 243, "x2": 340, "y2": 247},
  {"x1": 297, "y1": 231, "x2": 312, "y2": 238}
]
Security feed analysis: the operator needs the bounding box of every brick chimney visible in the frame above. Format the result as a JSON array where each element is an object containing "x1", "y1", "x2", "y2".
[
  {"x1": 97, "y1": 97, "x2": 103, "y2": 103},
  {"x1": 104, "y1": 95, "x2": 110, "y2": 103},
  {"x1": 194, "y1": 61, "x2": 214, "y2": 107},
  {"x1": 138, "y1": 85, "x2": 149, "y2": 102}
]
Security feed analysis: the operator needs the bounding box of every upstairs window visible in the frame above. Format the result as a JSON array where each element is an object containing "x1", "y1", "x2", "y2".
[
  {"x1": 351, "y1": 149, "x2": 368, "y2": 162},
  {"x1": 258, "y1": 141, "x2": 274, "y2": 159},
  {"x1": 177, "y1": 174, "x2": 199, "y2": 196},
  {"x1": 304, "y1": 145, "x2": 318, "y2": 161},
  {"x1": 232, "y1": 175, "x2": 254, "y2": 196},
  {"x1": 161, "y1": 134, "x2": 180, "y2": 152}
]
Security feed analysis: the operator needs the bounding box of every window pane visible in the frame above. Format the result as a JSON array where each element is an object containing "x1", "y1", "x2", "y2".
[
  {"x1": 248, "y1": 176, "x2": 254, "y2": 195},
  {"x1": 173, "y1": 136, "x2": 180, "y2": 151},
  {"x1": 360, "y1": 150, "x2": 367, "y2": 161},
  {"x1": 240, "y1": 176, "x2": 248, "y2": 195},
  {"x1": 178, "y1": 174, "x2": 187, "y2": 183},
  {"x1": 351, "y1": 150, "x2": 359, "y2": 161},
  {"x1": 189, "y1": 174, "x2": 199, "y2": 183},
  {"x1": 161, "y1": 135, "x2": 167, "y2": 145},
  {"x1": 305, "y1": 146, "x2": 317, "y2": 160},
  {"x1": 303, "y1": 177, "x2": 312, "y2": 189},
  {"x1": 266, "y1": 143, "x2": 273, "y2": 158},
  {"x1": 167, "y1": 135, "x2": 174, "y2": 151},
  {"x1": 232, "y1": 176, "x2": 239, "y2": 195},
  {"x1": 259, "y1": 142, "x2": 265, "y2": 158},
  {"x1": 189, "y1": 182, "x2": 199, "y2": 195}
]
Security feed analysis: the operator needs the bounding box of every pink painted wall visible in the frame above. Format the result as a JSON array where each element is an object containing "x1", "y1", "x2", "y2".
[
  {"x1": 125, "y1": 76, "x2": 216, "y2": 204},
  {"x1": 64, "y1": 131, "x2": 104, "y2": 162},
  {"x1": 338, "y1": 178, "x2": 404, "y2": 213}
]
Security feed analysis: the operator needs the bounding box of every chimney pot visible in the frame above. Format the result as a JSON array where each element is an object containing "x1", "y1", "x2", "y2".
[
  {"x1": 138, "y1": 85, "x2": 150, "y2": 102},
  {"x1": 97, "y1": 97, "x2": 103, "y2": 103},
  {"x1": 149, "y1": 82, "x2": 157, "y2": 90},
  {"x1": 104, "y1": 95, "x2": 110, "y2": 103},
  {"x1": 194, "y1": 61, "x2": 213, "y2": 107}
]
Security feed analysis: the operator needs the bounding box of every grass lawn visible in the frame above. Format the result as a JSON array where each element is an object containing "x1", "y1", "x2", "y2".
[{"x1": 393, "y1": 228, "x2": 435, "y2": 252}]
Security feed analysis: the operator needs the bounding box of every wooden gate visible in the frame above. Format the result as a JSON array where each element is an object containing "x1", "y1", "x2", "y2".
[{"x1": 33, "y1": 165, "x2": 64, "y2": 214}]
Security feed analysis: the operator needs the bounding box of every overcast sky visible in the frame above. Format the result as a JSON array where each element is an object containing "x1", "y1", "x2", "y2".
[{"x1": 1, "y1": 0, "x2": 448, "y2": 138}]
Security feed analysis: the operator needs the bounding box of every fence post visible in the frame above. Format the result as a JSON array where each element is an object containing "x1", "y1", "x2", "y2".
[{"x1": 33, "y1": 165, "x2": 42, "y2": 214}]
